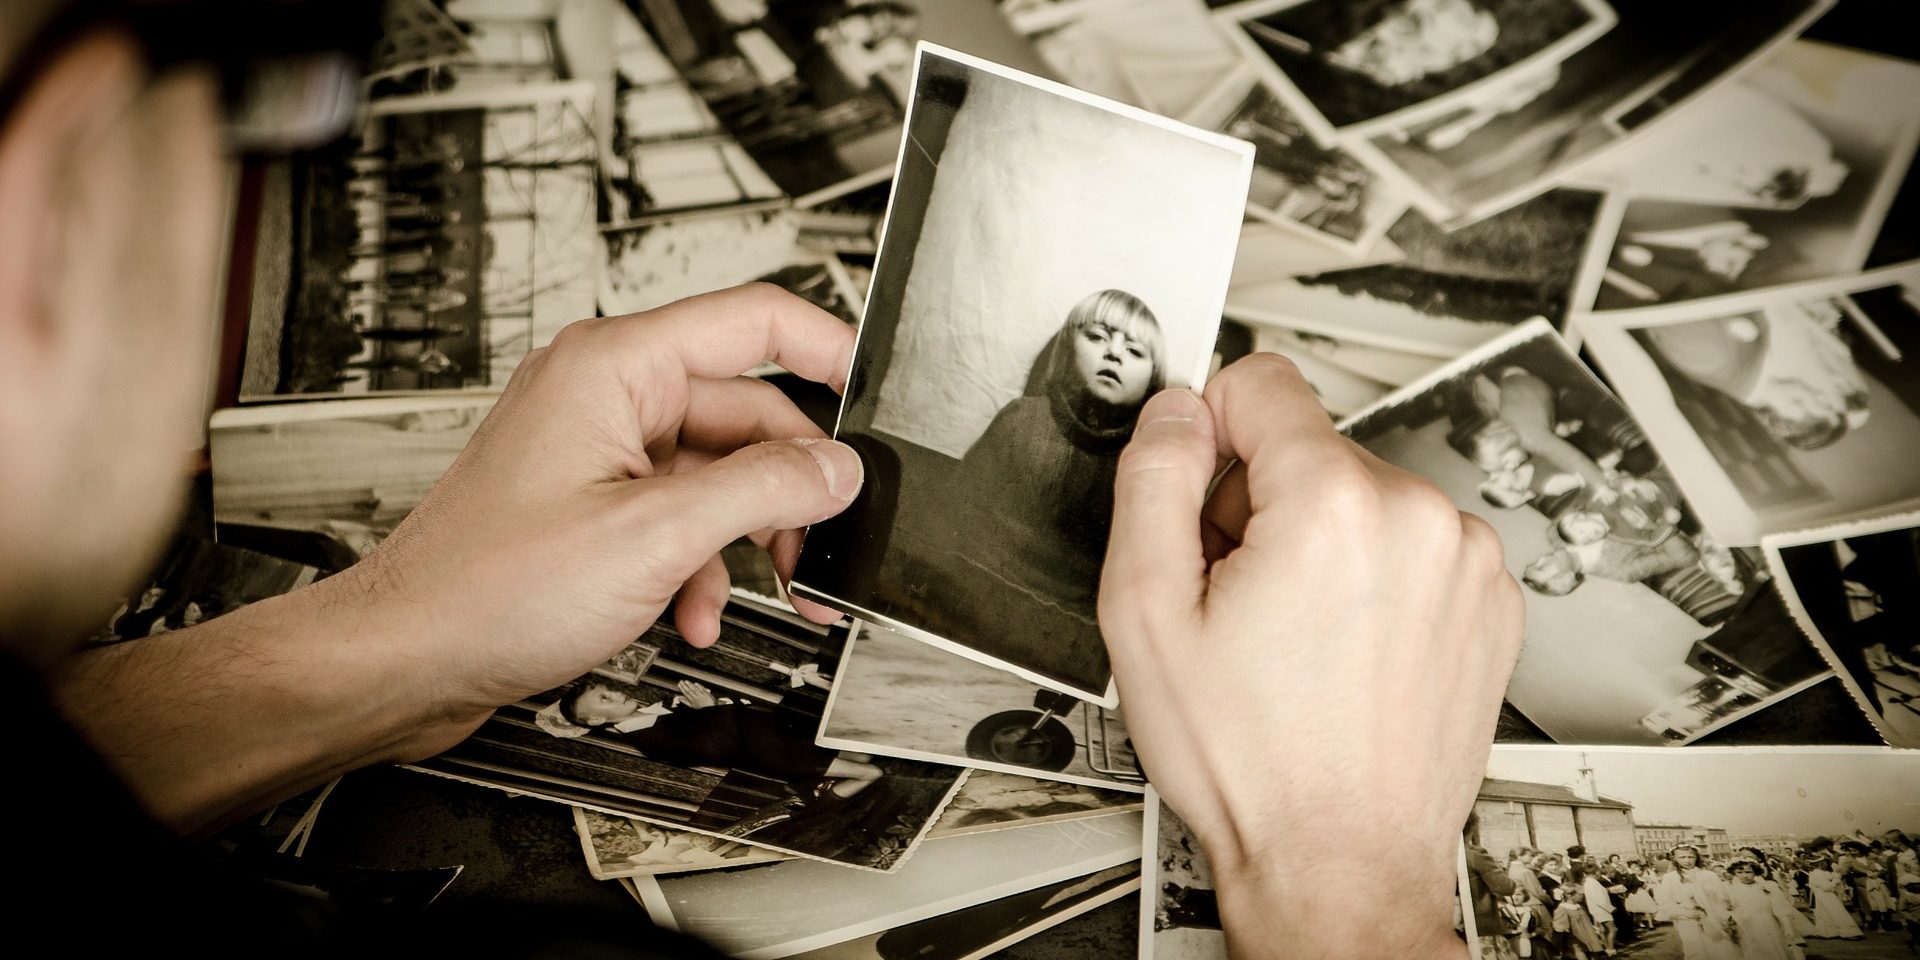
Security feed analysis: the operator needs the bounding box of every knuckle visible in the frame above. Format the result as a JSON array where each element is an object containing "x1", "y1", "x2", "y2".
[{"x1": 1313, "y1": 456, "x2": 1384, "y2": 525}]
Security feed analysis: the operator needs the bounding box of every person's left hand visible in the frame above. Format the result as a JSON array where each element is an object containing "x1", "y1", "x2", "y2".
[
  {"x1": 325, "y1": 283, "x2": 863, "y2": 759},
  {"x1": 677, "y1": 680, "x2": 718, "y2": 709}
]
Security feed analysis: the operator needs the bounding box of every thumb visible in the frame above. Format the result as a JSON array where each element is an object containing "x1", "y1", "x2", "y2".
[
  {"x1": 634, "y1": 437, "x2": 863, "y2": 583},
  {"x1": 1101, "y1": 389, "x2": 1215, "y2": 638}
]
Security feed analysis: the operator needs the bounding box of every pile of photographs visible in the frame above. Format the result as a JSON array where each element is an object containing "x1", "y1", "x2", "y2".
[{"x1": 166, "y1": 0, "x2": 1919, "y2": 957}]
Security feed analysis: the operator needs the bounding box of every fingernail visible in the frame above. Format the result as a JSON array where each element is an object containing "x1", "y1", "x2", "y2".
[
  {"x1": 1143, "y1": 388, "x2": 1203, "y2": 425},
  {"x1": 794, "y1": 438, "x2": 863, "y2": 501}
]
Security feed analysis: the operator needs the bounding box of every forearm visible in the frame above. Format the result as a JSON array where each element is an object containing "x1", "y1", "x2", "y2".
[
  {"x1": 1209, "y1": 836, "x2": 1468, "y2": 960},
  {"x1": 48, "y1": 564, "x2": 478, "y2": 836}
]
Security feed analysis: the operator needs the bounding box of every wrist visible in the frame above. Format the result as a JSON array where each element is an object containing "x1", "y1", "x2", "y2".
[{"x1": 1207, "y1": 836, "x2": 1466, "y2": 960}]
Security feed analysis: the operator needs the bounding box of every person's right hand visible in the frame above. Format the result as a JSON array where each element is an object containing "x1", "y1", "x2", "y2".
[{"x1": 1100, "y1": 354, "x2": 1525, "y2": 959}]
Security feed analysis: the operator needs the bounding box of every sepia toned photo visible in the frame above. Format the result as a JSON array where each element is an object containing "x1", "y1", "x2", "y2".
[
  {"x1": 574, "y1": 769, "x2": 1140, "y2": 881},
  {"x1": 1765, "y1": 512, "x2": 1920, "y2": 748},
  {"x1": 1184, "y1": 66, "x2": 1409, "y2": 254},
  {"x1": 240, "y1": 82, "x2": 599, "y2": 398},
  {"x1": 210, "y1": 395, "x2": 494, "y2": 561},
  {"x1": 1228, "y1": 189, "x2": 1615, "y2": 356},
  {"x1": 630, "y1": 811, "x2": 1144, "y2": 960},
  {"x1": 817, "y1": 621, "x2": 1143, "y2": 791},
  {"x1": 1214, "y1": 0, "x2": 1618, "y2": 138},
  {"x1": 1139, "y1": 792, "x2": 1224, "y2": 960},
  {"x1": 1341, "y1": 321, "x2": 1830, "y2": 745},
  {"x1": 413, "y1": 596, "x2": 963, "y2": 872},
  {"x1": 1578, "y1": 264, "x2": 1920, "y2": 545},
  {"x1": 789, "y1": 45, "x2": 1250, "y2": 705},
  {"x1": 1354, "y1": 0, "x2": 1833, "y2": 226},
  {"x1": 89, "y1": 536, "x2": 322, "y2": 645},
  {"x1": 631, "y1": 1, "x2": 1052, "y2": 207},
  {"x1": 1001, "y1": 0, "x2": 1245, "y2": 119},
  {"x1": 1461, "y1": 745, "x2": 1920, "y2": 960},
  {"x1": 1588, "y1": 42, "x2": 1920, "y2": 311}
]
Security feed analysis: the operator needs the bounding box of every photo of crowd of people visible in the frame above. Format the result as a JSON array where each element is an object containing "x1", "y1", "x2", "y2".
[
  {"x1": 1766, "y1": 512, "x2": 1920, "y2": 748},
  {"x1": 1341, "y1": 322, "x2": 1827, "y2": 744},
  {"x1": 1460, "y1": 748, "x2": 1920, "y2": 960},
  {"x1": 1579, "y1": 265, "x2": 1920, "y2": 546}
]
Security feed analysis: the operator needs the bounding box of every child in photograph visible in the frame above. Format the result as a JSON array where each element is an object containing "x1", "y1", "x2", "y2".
[
  {"x1": 941, "y1": 289, "x2": 1165, "y2": 676},
  {"x1": 1897, "y1": 874, "x2": 1920, "y2": 951},
  {"x1": 1655, "y1": 845, "x2": 1740, "y2": 960},
  {"x1": 1804, "y1": 854, "x2": 1865, "y2": 939},
  {"x1": 1554, "y1": 886, "x2": 1606, "y2": 959},
  {"x1": 1724, "y1": 858, "x2": 1808, "y2": 960}
]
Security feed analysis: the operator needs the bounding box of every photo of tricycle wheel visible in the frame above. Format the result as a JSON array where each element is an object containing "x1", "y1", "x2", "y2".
[{"x1": 965, "y1": 710, "x2": 1077, "y2": 771}]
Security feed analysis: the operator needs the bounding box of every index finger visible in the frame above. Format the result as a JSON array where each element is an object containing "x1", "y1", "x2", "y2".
[
  {"x1": 612, "y1": 282, "x2": 858, "y2": 391},
  {"x1": 1205, "y1": 353, "x2": 1354, "y2": 506}
]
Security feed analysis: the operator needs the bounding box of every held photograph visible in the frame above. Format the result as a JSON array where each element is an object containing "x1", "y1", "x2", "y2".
[
  {"x1": 817, "y1": 621, "x2": 1144, "y2": 791},
  {"x1": 1586, "y1": 41, "x2": 1920, "y2": 311},
  {"x1": 1353, "y1": 0, "x2": 1833, "y2": 226},
  {"x1": 1340, "y1": 321, "x2": 1830, "y2": 745},
  {"x1": 1577, "y1": 263, "x2": 1920, "y2": 546},
  {"x1": 1765, "y1": 512, "x2": 1920, "y2": 748},
  {"x1": 1462, "y1": 745, "x2": 1920, "y2": 960},
  {"x1": 412, "y1": 596, "x2": 964, "y2": 872},
  {"x1": 789, "y1": 44, "x2": 1251, "y2": 705},
  {"x1": 1213, "y1": 0, "x2": 1618, "y2": 139}
]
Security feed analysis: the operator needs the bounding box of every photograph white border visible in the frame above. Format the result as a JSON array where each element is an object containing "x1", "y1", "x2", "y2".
[
  {"x1": 1761, "y1": 509, "x2": 1920, "y2": 748},
  {"x1": 1212, "y1": 0, "x2": 1618, "y2": 143},
  {"x1": 813, "y1": 622, "x2": 1148, "y2": 793},
  {"x1": 792, "y1": 40, "x2": 1253, "y2": 709}
]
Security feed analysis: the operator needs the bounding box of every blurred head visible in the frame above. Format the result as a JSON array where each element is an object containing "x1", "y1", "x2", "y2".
[
  {"x1": 1753, "y1": 390, "x2": 1853, "y2": 451},
  {"x1": 1672, "y1": 845, "x2": 1701, "y2": 869},
  {"x1": 1467, "y1": 418, "x2": 1526, "y2": 473},
  {"x1": 1332, "y1": 0, "x2": 1499, "y2": 88},
  {"x1": 1730, "y1": 860, "x2": 1760, "y2": 883},
  {"x1": 1555, "y1": 510, "x2": 1609, "y2": 546},
  {"x1": 0, "y1": 2, "x2": 226, "y2": 663}
]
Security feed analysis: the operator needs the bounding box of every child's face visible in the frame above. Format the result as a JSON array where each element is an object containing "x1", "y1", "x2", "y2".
[
  {"x1": 1073, "y1": 321, "x2": 1154, "y2": 406},
  {"x1": 571, "y1": 684, "x2": 641, "y2": 726},
  {"x1": 1732, "y1": 866, "x2": 1758, "y2": 884},
  {"x1": 1558, "y1": 511, "x2": 1609, "y2": 546},
  {"x1": 1471, "y1": 421, "x2": 1525, "y2": 472}
]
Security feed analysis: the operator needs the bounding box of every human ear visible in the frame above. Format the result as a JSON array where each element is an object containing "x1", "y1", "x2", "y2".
[{"x1": 0, "y1": 27, "x2": 147, "y2": 391}]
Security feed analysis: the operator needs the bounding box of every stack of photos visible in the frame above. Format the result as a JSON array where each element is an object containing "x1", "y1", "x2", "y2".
[
  {"x1": 194, "y1": 2, "x2": 1920, "y2": 952},
  {"x1": 1765, "y1": 512, "x2": 1920, "y2": 748},
  {"x1": 411, "y1": 594, "x2": 964, "y2": 872},
  {"x1": 789, "y1": 44, "x2": 1251, "y2": 706},
  {"x1": 574, "y1": 769, "x2": 1143, "y2": 880},
  {"x1": 1577, "y1": 262, "x2": 1920, "y2": 546},
  {"x1": 628, "y1": 810, "x2": 1144, "y2": 959},
  {"x1": 1340, "y1": 321, "x2": 1831, "y2": 745}
]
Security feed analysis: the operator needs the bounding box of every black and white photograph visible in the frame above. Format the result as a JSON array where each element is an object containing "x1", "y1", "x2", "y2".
[
  {"x1": 1184, "y1": 66, "x2": 1409, "y2": 254},
  {"x1": 629, "y1": 810, "x2": 1143, "y2": 960},
  {"x1": 89, "y1": 536, "x2": 322, "y2": 645},
  {"x1": 1577, "y1": 263, "x2": 1920, "y2": 546},
  {"x1": 1765, "y1": 512, "x2": 1920, "y2": 748},
  {"x1": 629, "y1": 1, "x2": 1053, "y2": 208},
  {"x1": 1462, "y1": 745, "x2": 1920, "y2": 960},
  {"x1": 574, "y1": 769, "x2": 1141, "y2": 881},
  {"x1": 1214, "y1": 0, "x2": 1618, "y2": 138},
  {"x1": 411, "y1": 595, "x2": 964, "y2": 872},
  {"x1": 1587, "y1": 42, "x2": 1920, "y2": 311},
  {"x1": 210, "y1": 395, "x2": 494, "y2": 560},
  {"x1": 1248, "y1": 324, "x2": 1398, "y2": 418},
  {"x1": 1227, "y1": 189, "x2": 1617, "y2": 356},
  {"x1": 1139, "y1": 792, "x2": 1224, "y2": 960},
  {"x1": 1255, "y1": 324, "x2": 1448, "y2": 389},
  {"x1": 999, "y1": 0, "x2": 1245, "y2": 119},
  {"x1": 1340, "y1": 321, "x2": 1830, "y2": 745},
  {"x1": 781, "y1": 863, "x2": 1139, "y2": 960},
  {"x1": 239, "y1": 82, "x2": 600, "y2": 398},
  {"x1": 788, "y1": 45, "x2": 1250, "y2": 705},
  {"x1": 1227, "y1": 219, "x2": 1406, "y2": 289},
  {"x1": 817, "y1": 621, "x2": 1144, "y2": 791},
  {"x1": 1353, "y1": 0, "x2": 1834, "y2": 226}
]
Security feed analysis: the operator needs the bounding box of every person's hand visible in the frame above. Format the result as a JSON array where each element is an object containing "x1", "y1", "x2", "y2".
[
  {"x1": 1100, "y1": 355, "x2": 1525, "y2": 959},
  {"x1": 677, "y1": 680, "x2": 718, "y2": 709},
  {"x1": 325, "y1": 283, "x2": 863, "y2": 756}
]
